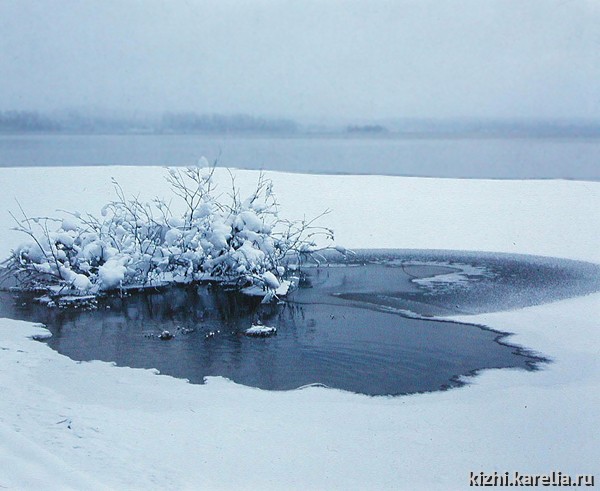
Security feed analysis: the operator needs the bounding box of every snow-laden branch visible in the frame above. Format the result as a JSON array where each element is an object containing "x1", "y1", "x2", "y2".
[{"x1": 2, "y1": 161, "x2": 341, "y2": 301}]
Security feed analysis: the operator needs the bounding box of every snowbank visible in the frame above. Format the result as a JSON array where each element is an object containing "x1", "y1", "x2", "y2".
[
  {"x1": 0, "y1": 167, "x2": 599, "y2": 489},
  {"x1": 0, "y1": 166, "x2": 598, "y2": 264}
]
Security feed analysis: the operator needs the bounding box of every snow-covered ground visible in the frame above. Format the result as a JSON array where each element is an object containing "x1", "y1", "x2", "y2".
[
  {"x1": 1, "y1": 166, "x2": 599, "y2": 263},
  {"x1": 0, "y1": 166, "x2": 599, "y2": 489}
]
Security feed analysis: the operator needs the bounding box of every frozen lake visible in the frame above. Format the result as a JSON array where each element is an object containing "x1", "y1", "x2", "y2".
[{"x1": 1, "y1": 133, "x2": 599, "y2": 179}]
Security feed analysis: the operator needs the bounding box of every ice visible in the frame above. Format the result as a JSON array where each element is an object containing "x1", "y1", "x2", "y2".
[{"x1": 244, "y1": 324, "x2": 277, "y2": 336}]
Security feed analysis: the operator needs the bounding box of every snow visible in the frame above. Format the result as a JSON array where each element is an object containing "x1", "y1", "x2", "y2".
[
  {"x1": 3, "y1": 167, "x2": 312, "y2": 297},
  {"x1": 97, "y1": 257, "x2": 127, "y2": 290},
  {"x1": 245, "y1": 324, "x2": 277, "y2": 336},
  {"x1": 163, "y1": 227, "x2": 183, "y2": 246},
  {"x1": 0, "y1": 293, "x2": 598, "y2": 489},
  {"x1": 261, "y1": 270, "x2": 281, "y2": 290},
  {"x1": 410, "y1": 261, "x2": 494, "y2": 291},
  {"x1": 60, "y1": 216, "x2": 80, "y2": 232},
  {"x1": 0, "y1": 166, "x2": 598, "y2": 263},
  {"x1": 70, "y1": 272, "x2": 93, "y2": 291},
  {"x1": 0, "y1": 166, "x2": 599, "y2": 489},
  {"x1": 241, "y1": 279, "x2": 293, "y2": 298}
]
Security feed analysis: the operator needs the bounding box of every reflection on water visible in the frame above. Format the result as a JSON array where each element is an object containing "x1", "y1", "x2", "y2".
[{"x1": 2, "y1": 250, "x2": 584, "y2": 395}]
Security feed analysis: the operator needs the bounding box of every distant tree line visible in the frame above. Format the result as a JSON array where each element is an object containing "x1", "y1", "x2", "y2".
[
  {"x1": 160, "y1": 113, "x2": 298, "y2": 134},
  {"x1": 0, "y1": 110, "x2": 299, "y2": 134},
  {"x1": 346, "y1": 124, "x2": 388, "y2": 134},
  {"x1": 0, "y1": 111, "x2": 61, "y2": 132},
  {"x1": 2, "y1": 110, "x2": 599, "y2": 137}
]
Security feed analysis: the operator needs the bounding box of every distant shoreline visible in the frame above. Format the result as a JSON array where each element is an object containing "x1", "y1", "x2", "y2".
[{"x1": 1, "y1": 130, "x2": 600, "y2": 140}]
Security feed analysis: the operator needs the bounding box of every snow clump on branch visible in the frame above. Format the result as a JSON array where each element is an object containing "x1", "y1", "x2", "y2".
[{"x1": 1, "y1": 162, "x2": 337, "y2": 300}]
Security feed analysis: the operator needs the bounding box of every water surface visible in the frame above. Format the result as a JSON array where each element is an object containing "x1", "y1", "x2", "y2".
[
  {"x1": 1, "y1": 134, "x2": 599, "y2": 180},
  {"x1": 3, "y1": 251, "x2": 597, "y2": 396}
]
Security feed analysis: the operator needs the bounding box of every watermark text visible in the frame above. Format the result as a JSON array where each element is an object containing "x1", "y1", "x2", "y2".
[{"x1": 469, "y1": 471, "x2": 595, "y2": 487}]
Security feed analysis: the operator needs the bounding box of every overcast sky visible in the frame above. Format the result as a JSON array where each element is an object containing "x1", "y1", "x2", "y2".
[{"x1": 1, "y1": 0, "x2": 599, "y2": 122}]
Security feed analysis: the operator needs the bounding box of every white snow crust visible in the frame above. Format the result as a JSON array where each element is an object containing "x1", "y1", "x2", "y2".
[
  {"x1": 245, "y1": 324, "x2": 277, "y2": 336},
  {"x1": 0, "y1": 166, "x2": 599, "y2": 489}
]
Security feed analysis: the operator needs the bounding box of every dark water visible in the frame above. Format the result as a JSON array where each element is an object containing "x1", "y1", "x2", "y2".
[
  {"x1": 3, "y1": 251, "x2": 599, "y2": 396},
  {"x1": 1, "y1": 134, "x2": 599, "y2": 180}
]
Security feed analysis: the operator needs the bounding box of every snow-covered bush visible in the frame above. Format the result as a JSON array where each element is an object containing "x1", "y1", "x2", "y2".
[{"x1": 1, "y1": 162, "x2": 335, "y2": 298}]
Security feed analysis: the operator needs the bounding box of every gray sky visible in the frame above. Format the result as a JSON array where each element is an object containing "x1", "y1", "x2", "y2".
[{"x1": 1, "y1": 0, "x2": 599, "y2": 121}]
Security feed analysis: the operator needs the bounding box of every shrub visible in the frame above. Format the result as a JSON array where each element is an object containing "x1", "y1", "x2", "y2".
[{"x1": 1, "y1": 162, "x2": 335, "y2": 297}]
